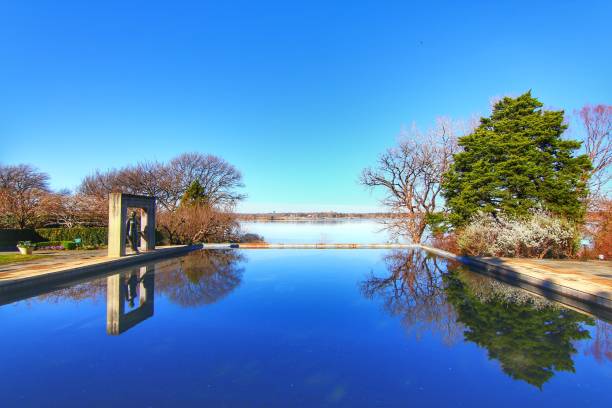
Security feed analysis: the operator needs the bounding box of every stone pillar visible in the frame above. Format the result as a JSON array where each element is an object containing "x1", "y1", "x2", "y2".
[
  {"x1": 106, "y1": 274, "x2": 124, "y2": 335},
  {"x1": 108, "y1": 193, "x2": 127, "y2": 257},
  {"x1": 140, "y1": 204, "x2": 156, "y2": 252}
]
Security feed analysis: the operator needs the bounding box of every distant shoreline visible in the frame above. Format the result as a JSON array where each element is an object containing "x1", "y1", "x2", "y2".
[{"x1": 237, "y1": 212, "x2": 398, "y2": 221}]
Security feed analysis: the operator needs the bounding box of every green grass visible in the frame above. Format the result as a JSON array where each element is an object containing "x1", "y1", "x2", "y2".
[{"x1": 0, "y1": 253, "x2": 50, "y2": 266}]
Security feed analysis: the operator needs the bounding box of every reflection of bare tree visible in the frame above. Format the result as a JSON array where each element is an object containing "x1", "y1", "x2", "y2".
[
  {"x1": 156, "y1": 250, "x2": 246, "y2": 307},
  {"x1": 584, "y1": 320, "x2": 612, "y2": 363},
  {"x1": 35, "y1": 279, "x2": 107, "y2": 303},
  {"x1": 360, "y1": 249, "x2": 462, "y2": 344}
]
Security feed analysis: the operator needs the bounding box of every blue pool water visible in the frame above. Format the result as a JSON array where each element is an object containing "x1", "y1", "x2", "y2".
[{"x1": 0, "y1": 249, "x2": 610, "y2": 407}]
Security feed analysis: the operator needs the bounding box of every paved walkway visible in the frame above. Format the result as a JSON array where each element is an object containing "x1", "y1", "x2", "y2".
[
  {"x1": 0, "y1": 246, "x2": 196, "y2": 288},
  {"x1": 480, "y1": 257, "x2": 612, "y2": 306},
  {"x1": 0, "y1": 249, "x2": 108, "y2": 280},
  {"x1": 492, "y1": 258, "x2": 612, "y2": 289}
]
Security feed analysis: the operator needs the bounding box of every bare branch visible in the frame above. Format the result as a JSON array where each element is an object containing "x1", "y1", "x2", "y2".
[{"x1": 360, "y1": 117, "x2": 465, "y2": 243}]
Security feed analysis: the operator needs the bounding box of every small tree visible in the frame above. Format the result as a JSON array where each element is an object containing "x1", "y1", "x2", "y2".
[
  {"x1": 181, "y1": 180, "x2": 208, "y2": 206},
  {"x1": 361, "y1": 118, "x2": 461, "y2": 243},
  {"x1": 442, "y1": 92, "x2": 591, "y2": 227},
  {"x1": 577, "y1": 104, "x2": 611, "y2": 199},
  {"x1": 0, "y1": 164, "x2": 50, "y2": 228},
  {"x1": 157, "y1": 205, "x2": 239, "y2": 244}
]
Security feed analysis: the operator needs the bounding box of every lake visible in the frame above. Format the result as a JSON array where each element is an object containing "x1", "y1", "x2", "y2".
[
  {"x1": 0, "y1": 221, "x2": 610, "y2": 407},
  {"x1": 240, "y1": 219, "x2": 407, "y2": 243}
]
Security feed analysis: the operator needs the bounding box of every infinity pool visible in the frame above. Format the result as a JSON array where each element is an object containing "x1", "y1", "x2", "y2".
[{"x1": 0, "y1": 249, "x2": 610, "y2": 407}]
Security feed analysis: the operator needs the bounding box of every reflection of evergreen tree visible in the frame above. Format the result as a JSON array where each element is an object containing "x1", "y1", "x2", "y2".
[
  {"x1": 362, "y1": 251, "x2": 597, "y2": 388},
  {"x1": 443, "y1": 270, "x2": 594, "y2": 388}
]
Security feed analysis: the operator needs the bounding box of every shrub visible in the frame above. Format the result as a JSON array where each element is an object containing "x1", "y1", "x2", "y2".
[
  {"x1": 585, "y1": 198, "x2": 611, "y2": 260},
  {"x1": 34, "y1": 241, "x2": 62, "y2": 248},
  {"x1": 158, "y1": 204, "x2": 239, "y2": 244},
  {"x1": 238, "y1": 233, "x2": 265, "y2": 243},
  {"x1": 17, "y1": 240, "x2": 34, "y2": 248},
  {"x1": 457, "y1": 211, "x2": 579, "y2": 258},
  {"x1": 431, "y1": 233, "x2": 459, "y2": 254},
  {"x1": 61, "y1": 241, "x2": 77, "y2": 250}
]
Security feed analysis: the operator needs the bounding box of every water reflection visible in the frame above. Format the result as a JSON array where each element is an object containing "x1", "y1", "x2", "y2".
[
  {"x1": 362, "y1": 249, "x2": 598, "y2": 388},
  {"x1": 29, "y1": 250, "x2": 247, "y2": 335},
  {"x1": 444, "y1": 269, "x2": 594, "y2": 388},
  {"x1": 106, "y1": 265, "x2": 155, "y2": 335},
  {"x1": 155, "y1": 249, "x2": 246, "y2": 307},
  {"x1": 360, "y1": 249, "x2": 462, "y2": 344},
  {"x1": 103, "y1": 250, "x2": 245, "y2": 334},
  {"x1": 2, "y1": 248, "x2": 610, "y2": 405},
  {"x1": 584, "y1": 320, "x2": 612, "y2": 363}
]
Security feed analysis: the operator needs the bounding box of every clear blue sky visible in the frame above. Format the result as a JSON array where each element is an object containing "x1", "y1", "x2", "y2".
[{"x1": 1, "y1": 1, "x2": 610, "y2": 212}]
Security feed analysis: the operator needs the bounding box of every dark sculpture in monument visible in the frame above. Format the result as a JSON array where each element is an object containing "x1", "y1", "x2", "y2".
[{"x1": 126, "y1": 210, "x2": 140, "y2": 254}]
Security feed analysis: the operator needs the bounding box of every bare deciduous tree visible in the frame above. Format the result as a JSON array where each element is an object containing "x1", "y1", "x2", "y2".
[
  {"x1": 41, "y1": 190, "x2": 107, "y2": 227},
  {"x1": 578, "y1": 104, "x2": 612, "y2": 198},
  {"x1": 360, "y1": 118, "x2": 463, "y2": 243},
  {"x1": 79, "y1": 153, "x2": 245, "y2": 211},
  {"x1": 0, "y1": 164, "x2": 50, "y2": 228},
  {"x1": 169, "y1": 153, "x2": 245, "y2": 208}
]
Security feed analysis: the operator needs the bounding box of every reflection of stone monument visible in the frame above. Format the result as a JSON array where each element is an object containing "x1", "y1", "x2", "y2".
[
  {"x1": 108, "y1": 193, "x2": 156, "y2": 257},
  {"x1": 106, "y1": 265, "x2": 155, "y2": 335}
]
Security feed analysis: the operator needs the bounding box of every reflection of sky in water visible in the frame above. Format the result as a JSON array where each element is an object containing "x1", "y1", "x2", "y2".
[
  {"x1": 0, "y1": 249, "x2": 609, "y2": 407},
  {"x1": 240, "y1": 219, "x2": 408, "y2": 243}
]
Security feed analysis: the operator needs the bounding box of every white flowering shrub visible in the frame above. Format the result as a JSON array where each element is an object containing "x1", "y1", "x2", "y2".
[{"x1": 457, "y1": 211, "x2": 579, "y2": 258}]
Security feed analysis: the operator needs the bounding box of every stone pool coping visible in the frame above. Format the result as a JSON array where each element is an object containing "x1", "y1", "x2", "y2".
[{"x1": 416, "y1": 244, "x2": 612, "y2": 314}]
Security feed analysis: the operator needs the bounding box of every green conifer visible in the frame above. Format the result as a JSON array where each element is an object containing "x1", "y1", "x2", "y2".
[{"x1": 442, "y1": 91, "x2": 591, "y2": 226}]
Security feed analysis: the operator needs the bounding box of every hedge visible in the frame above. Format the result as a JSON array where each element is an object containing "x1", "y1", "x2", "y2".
[
  {"x1": 0, "y1": 229, "x2": 41, "y2": 248},
  {"x1": 2, "y1": 227, "x2": 166, "y2": 248},
  {"x1": 62, "y1": 241, "x2": 77, "y2": 250},
  {"x1": 35, "y1": 227, "x2": 108, "y2": 247}
]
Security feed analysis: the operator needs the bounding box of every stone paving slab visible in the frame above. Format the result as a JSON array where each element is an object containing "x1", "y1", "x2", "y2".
[
  {"x1": 488, "y1": 258, "x2": 612, "y2": 288},
  {"x1": 0, "y1": 249, "x2": 108, "y2": 279}
]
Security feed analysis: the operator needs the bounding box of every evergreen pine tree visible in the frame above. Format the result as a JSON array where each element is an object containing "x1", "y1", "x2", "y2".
[
  {"x1": 442, "y1": 91, "x2": 591, "y2": 226},
  {"x1": 181, "y1": 179, "x2": 208, "y2": 206}
]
